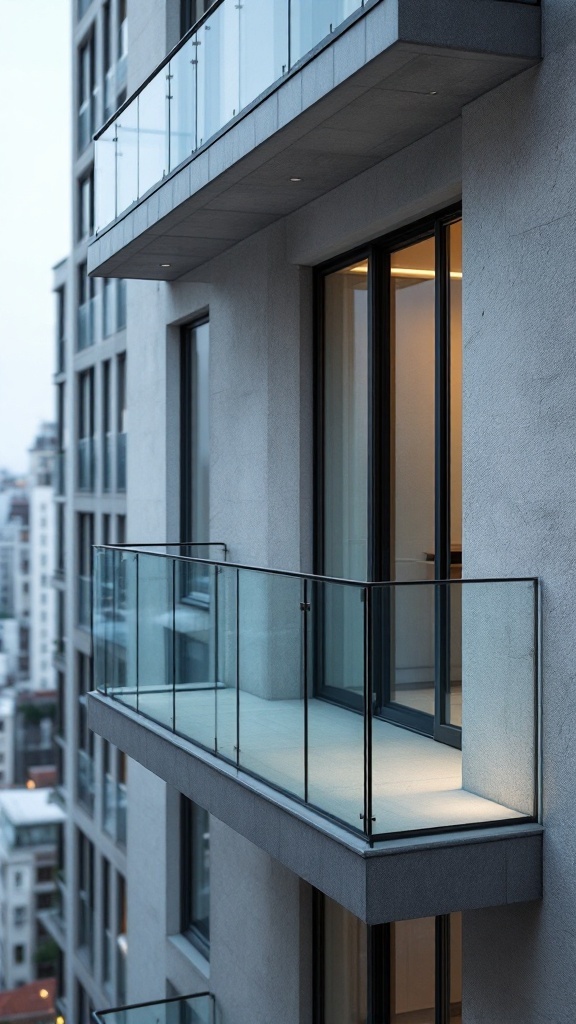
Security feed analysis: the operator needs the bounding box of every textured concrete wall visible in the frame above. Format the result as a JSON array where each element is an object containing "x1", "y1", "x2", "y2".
[{"x1": 461, "y1": 0, "x2": 574, "y2": 1018}]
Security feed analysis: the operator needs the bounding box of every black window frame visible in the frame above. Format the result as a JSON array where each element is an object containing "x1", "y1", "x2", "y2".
[
  {"x1": 313, "y1": 203, "x2": 462, "y2": 749},
  {"x1": 313, "y1": 891, "x2": 459, "y2": 1024},
  {"x1": 180, "y1": 795, "x2": 210, "y2": 958}
]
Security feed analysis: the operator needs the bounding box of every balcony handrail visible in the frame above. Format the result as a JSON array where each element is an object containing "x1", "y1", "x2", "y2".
[
  {"x1": 95, "y1": 543, "x2": 537, "y2": 590},
  {"x1": 93, "y1": 992, "x2": 214, "y2": 1023},
  {"x1": 94, "y1": 0, "x2": 229, "y2": 141}
]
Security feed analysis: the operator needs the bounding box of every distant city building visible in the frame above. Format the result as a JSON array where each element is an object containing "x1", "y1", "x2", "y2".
[
  {"x1": 28, "y1": 424, "x2": 56, "y2": 695},
  {"x1": 0, "y1": 789, "x2": 64, "y2": 990}
]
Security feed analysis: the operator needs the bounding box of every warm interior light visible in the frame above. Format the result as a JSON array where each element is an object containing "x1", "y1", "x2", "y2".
[
  {"x1": 26, "y1": 779, "x2": 36, "y2": 790},
  {"x1": 39, "y1": 989, "x2": 49, "y2": 999},
  {"x1": 56, "y1": 1016, "x2": 65, "y2": 1024},
  {"x1": 348, "y1": 265, "x2": 462, "y2": 280}
]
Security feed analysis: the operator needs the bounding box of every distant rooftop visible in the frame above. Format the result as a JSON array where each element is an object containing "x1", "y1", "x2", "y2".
[
  {"x1": 0, "y1": 788, "x2": 65, "y2": 827},
  {"x1": 0, "y1": 977, "x2": 55, "y2": 1023}
]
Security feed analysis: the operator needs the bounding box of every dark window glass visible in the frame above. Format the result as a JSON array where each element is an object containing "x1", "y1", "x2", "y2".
[{"x1": 181, "y1": 797, "x2": 210, "y2": 955}]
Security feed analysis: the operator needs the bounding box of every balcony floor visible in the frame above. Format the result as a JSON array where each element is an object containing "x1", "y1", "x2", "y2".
[{"x1": 117, "y1": 686, "x2": 526, "y2": 836}]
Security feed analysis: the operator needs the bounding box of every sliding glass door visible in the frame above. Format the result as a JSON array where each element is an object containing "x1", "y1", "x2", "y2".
[{"x1": 317, "y1": 209, "x2": 462, "y2": 743}]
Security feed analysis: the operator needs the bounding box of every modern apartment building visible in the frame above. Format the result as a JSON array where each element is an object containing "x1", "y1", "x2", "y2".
[
  {"x1": 72, "y1": 0, "x2": 576, "y2": 1020},
  {"x1": 51, "y1": 1, "x2": 129, "y2": 1021},
  {"x1": 0, "y1": 789, "x2": 65, "y2": 990}
]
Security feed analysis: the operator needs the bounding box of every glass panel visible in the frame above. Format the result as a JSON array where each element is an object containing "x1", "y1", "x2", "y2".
[
  {"x1": 390, "y1": 582, "x2": 435, "y2": 717},
  {"x1": 323, "y1": 259, "x2": 368, "y2": 581},
  {"x1": 450, "y1": 913, "x2": 463, "y2": 1024},
  {"x1": 290, "y1": 0, "x2": 363, "y2": 66},
  {"x1": 116, "y1": 100, "x2": 138, "y2": 213},
  {"x1": 95, "y1": 122, "x2": 117, "y2": 230},
  {"x1": 448, "y1": 219, "x2": 463, "y2": 727},
  {"x1": 196, "y1": 2, "x2": 240, "y2": 147},
  {"x1": 461, "y1": 579, "x2": 537, "y2": 818},
  {"x1": 237, "y1": 569, "x2": 304, "y2": 799},
  {"x1": 169, "y1": 37, "x2": 197, "y2": 171},
  {"x1": 214, "y1": 565, "x2": 238, "y2": 763},
  {"x1": 391, "y1": 236, "x2": 436, "y2": 582},
  {"x1": 95, "y1": 549, "x2": 137, "y2": 703},
  {"x1": 191, "y1": 322, "x2": 210, "y2": 541},
  {"x1": 308, "y1": 580, "x2": 364, "y2": 829},
  {"x1": 138, "y1": 74, "x2": 169, "y2": 198},
  {"x1": 323, "y1": 896, "x2": 367, "y2": 1024},
  {"x1": 391, "y1": 917, "x2": 436, "y2": 1023},
  {"x1": 173, "y1": 561, "x2": 216, "y2": 752},
  {"x1": 137, "y1": 554, "x2": 174, "y2": 728},
  {"x1": 239, "y1": 0, "x2": 289, "y2": 110}
]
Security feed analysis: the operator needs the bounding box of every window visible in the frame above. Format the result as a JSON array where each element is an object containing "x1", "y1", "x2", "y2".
[
  {"x1": 78, "y1": 172, "x2": 94, "y2": 240},
  {"x1": 78, "y1": 34, "x2": 96, "y2": 152},
  {"x1": 181, "y1": 797, "x2": 210, "y2": 956},
  {"x1": 181, "y1": 319, "x2": 209, "y2": 542},
  {"x1": 56, "y1": 287, "x2": 66, "y2": 373},
  {"x1": 117, "y1": 0, "x2": 128, "y2": 103},
  {"x1": 78, "y1": 514, "x2": 94, "y2": 628},
  {"x1": 315, "y1": 894, "x2": 462, "y2": 1024},
  {"x1": 37, "y1": 865, "x2": 53, "y2": 883},
  {"x1": 13, "y1": 907, "x2": 26, "y2": 927},
  {"x1": 78, "y1": 832, "x2": 95, "y2": 962},
  {"x1": 117, "y1": 355, "x2": 127, "y2": 491},
  {"x1": 14, "y1": 944, "x2": 25, "y2": 964},
  {"x1": 77, "y1": 263, "x2": 96, "y2": 350},
  {"x1": 317, "y1": 209, "x2": 462, "y2": 745},
  {"x1": 78, "y1": 370, "x2": 95, "y2": 489},
  {"x1": 102, "y1": 361, "x2": 112, "y2": 490}
]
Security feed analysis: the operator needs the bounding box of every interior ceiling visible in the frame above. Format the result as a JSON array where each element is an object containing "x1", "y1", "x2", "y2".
[{"x1": 90, "y1": 46, "x2": 533, "y2": 282}]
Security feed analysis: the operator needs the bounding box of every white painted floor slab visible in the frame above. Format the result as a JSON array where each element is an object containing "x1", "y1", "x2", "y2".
[{"x1": 118, "y1": 686, "x2": 525, "y2": 836}]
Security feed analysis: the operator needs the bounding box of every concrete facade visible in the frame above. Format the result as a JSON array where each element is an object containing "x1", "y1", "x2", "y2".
[{"x1": 78, "y1": 0, "x2": 576, "y2": 1020}]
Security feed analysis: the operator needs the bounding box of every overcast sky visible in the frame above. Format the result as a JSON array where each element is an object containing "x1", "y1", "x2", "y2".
[{"x1": 0, "y1": 0, "x2": 71, "y2": 474}]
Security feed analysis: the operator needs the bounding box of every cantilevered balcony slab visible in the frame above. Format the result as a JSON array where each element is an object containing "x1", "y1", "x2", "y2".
[
  {"x1": 87, "y1": 0, "x2": 540, "y2": 281},
  {"x1": 88, "y1": 690, "x2": 542, "y2": 925}
]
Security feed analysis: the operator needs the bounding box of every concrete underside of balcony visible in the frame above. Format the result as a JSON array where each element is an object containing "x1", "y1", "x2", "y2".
[
  {"x1": 87, "y1": 0, "x2": 541, "y2": 282},
  {"x1": 87, "y1": 689, "x2": 542, "y2": 925}
]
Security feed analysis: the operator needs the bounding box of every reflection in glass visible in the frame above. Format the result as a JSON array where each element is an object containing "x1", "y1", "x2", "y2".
[
  {"x1": 391, "y1": 917, "x2": 436, "y2": 1023},
  {"x1": 390, "y1": 237, "x2": 436, "y2": 716},
  {"x1": 138, "y1": 76, "x2": 168, "y2": 197},
  {"x1": 196, "y1": 2, "x2": 239, "y2": 146},
  {"x1": 323, "y1": 260, "x2": 368, "y2": 581},
  {"x1": 448, "y1": 220, "x2": 463, "y2": 728},
  {"x1": 169, "y1": 38, "x2": 197, "y2": 170},
  {"x1": 116, "y1": 102, "x2": 138, "y2": 214},
  {"x1": 239, "y1": 0, "x2": 289, "y2": 110},
  {"x1": 290, "y1": 0, "x2": 363, "y2": 66},
  {"x1": 323, "y1": 896, "x2": 367, "y2": 1024}
]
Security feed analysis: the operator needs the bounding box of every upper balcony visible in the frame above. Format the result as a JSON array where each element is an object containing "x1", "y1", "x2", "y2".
[
  {"x1": 88, "y1": 544, "x2": 542, "y2": 925},
  {"x1": 88, "y1": 0, "x2": 541, "y2": 281}
]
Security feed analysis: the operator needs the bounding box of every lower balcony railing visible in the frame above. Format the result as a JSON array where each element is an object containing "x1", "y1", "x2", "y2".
[
  {"x1": 93, "y1": 993, "x2": 215, "y2": 1024},
  {"x1": 93, "y1": 545, "x2": 540, "y2": 844}
]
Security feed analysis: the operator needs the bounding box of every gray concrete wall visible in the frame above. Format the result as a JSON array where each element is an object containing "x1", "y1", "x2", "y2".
[{"x1": 461, "y1": 0, "x2": 575, "y2": 1017}]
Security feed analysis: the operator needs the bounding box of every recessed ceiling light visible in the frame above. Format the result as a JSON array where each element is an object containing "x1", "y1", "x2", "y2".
[
  {"x1": 429, "y1": 90, "x2": 438, "y2": 96},
  {"x1": 160, "y1": 263, "x2": 171, "y2": 268},
  {"x1": 290, "y1": 176, "x2": 302, "y2": 182},
  {"x1": 39, "y1": 990, "x2": 49, "y2": 1000}
]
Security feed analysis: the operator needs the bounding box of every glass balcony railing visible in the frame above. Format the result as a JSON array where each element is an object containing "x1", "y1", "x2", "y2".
[
  {"x1": 93, "y1": 993, "x2": 215, "y2": 1024},
  {"x1": 93, "y1": 545, "x2": 540, "y2": 844},
  {"x1": 78, "y1": 436, "x2": 96, "y2": 491},
  {"x1": 94, "y1": 0, "x2": 372, "y2": 231}
]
